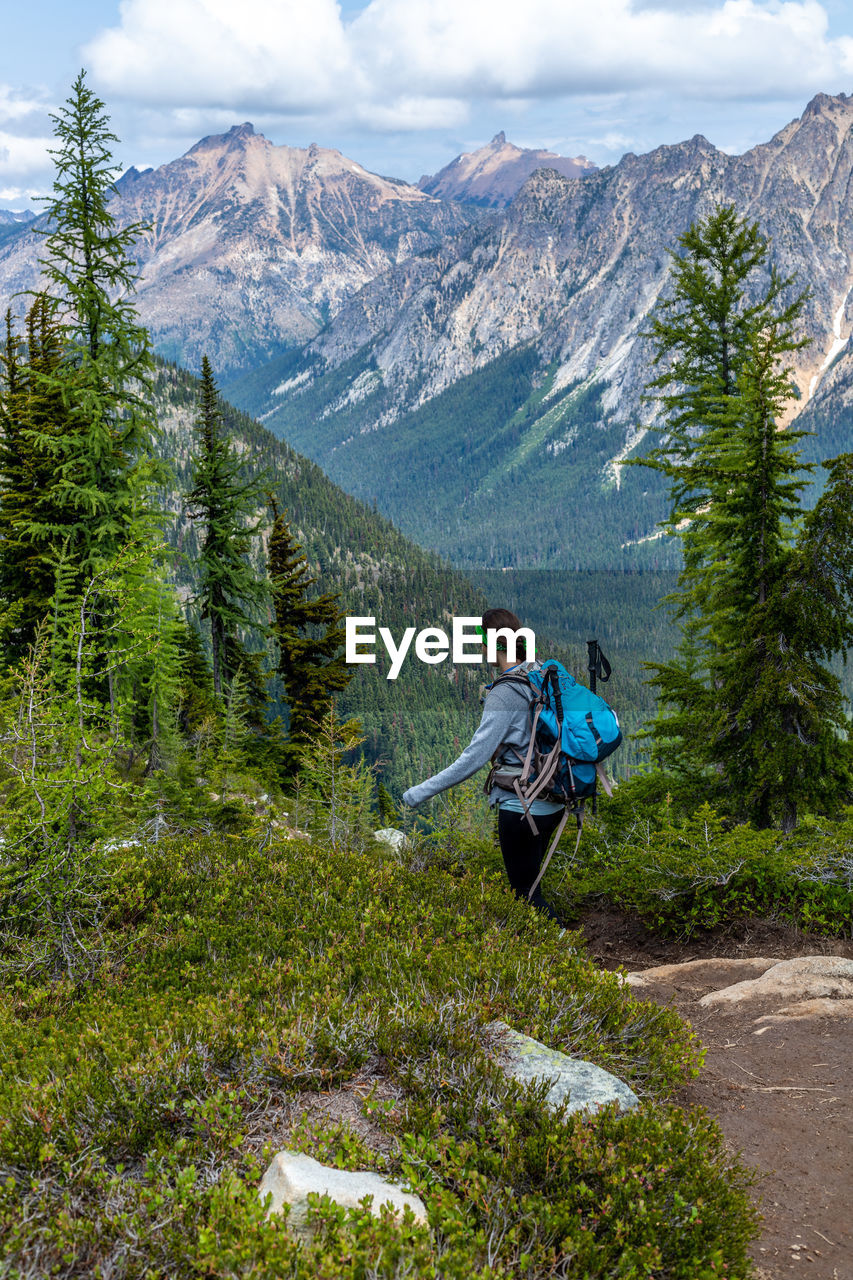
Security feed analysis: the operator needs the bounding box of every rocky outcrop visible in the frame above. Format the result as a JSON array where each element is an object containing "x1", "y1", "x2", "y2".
[
  {"x1": 259, "y1": 1150, "x2": 427, "y2": 1234},
  {"x1": 419, "y1": 132, "x2": 596, "y2": 207},
  {"x1": 624, "y1": 955, "x2": 853, "y2": 1021},
  {"x1": 305, "y1": 94, "x2": 853, "y2": 423},
  {"x1": 698, "y1": 957, "x2": 853, "y2": 1012}
]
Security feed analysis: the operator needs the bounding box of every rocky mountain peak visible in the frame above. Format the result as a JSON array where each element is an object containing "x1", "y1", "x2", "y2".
[
  {"x1": 187, "y1": 121, "x2": 259, "y2": 155},
  {"x1": 0, "y1": 124, "x2": 475, "y2": 377},
  {"x1": 802, "y1": 91, "x2": 852, "y2": 119},
  {"x1": 419, "y1": 134, "x2": 597, "y2": 207}
]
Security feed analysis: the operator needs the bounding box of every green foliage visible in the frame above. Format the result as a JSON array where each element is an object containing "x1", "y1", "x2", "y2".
[
  {"x1": 295, "y1": 706, "x2": 377, "y2": 852},
  {"x1": 0, "y1": 828, "x2": 759, "y2": 1276},
  {"x1": 32, "y1": 71, "x2": 161, "y2": 583},
  {"x1": 268, "y1": 504, "x2": 351, "y2": 770},
  {"x1": 0, "y1": 300, "x2": 80, "y2": 658},
  {"x1": 0, "y1": 544, "x2": 173, "y2": 978},
  {"x1": 634, "y1": 205, "x2": 853, "y2": 828},
  {"x1": 184, "y1": 356, "x2": 268, "y2": 698},
  {"x1": 231, "y1": 342, "x2": 671, "y2": 572},
  {"x1": 562, "y1": 788, "x2": 853, "y2": 938}
]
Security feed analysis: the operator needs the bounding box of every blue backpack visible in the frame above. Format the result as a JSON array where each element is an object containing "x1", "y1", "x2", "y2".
[{"x1": 486, "y1": 657, "x2": 622, "y2": 897}]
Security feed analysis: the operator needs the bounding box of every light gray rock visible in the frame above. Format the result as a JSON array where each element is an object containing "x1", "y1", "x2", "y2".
[
  {"x1": 699, "y1": 956, "x2": 853, "y2": 1009},
  {"x1": 622, "y1": 957, "x2": 781, "y2": 990},
  {"x1": 259, "y1": 1150, "x2": 428, "y2": 1235},
  {"x1": 487, "y1": 1021, "x2": 639, "y2": 1116},
  {"x1": 373, "y1": 827, "x2": 409, "y2": 853},
  {"x1": 754, "y1": 997, "x2": 853, "y2": 1022}
]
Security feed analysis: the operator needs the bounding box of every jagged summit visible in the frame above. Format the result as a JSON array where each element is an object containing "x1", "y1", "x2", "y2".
[
  {"x1": 419, "y1": 134, "x2": 597, "y2": 207},
  {"x1": 802, "y1": 90, "x2": 852, "y2": 117},
  {"x1": 188, "y1": 121, "x2": 258, "y2": 154}
]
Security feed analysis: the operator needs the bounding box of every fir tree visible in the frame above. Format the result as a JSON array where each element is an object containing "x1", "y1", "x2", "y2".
[
  {"x1": 32, "y1": 69, "x2": 160, "y2": 578},
  {"x1": 0, "y1": 299, "x2": 78, "y2": 656},
  {"x1": 636, "y1": 206, "x2": 853, "y2": 828},
  {"x1": 184, "y1": 356, "x2": 267, "y2": 698},
  {"x1": 268, "y1": 502, "x2": 351, "y2": 769}
]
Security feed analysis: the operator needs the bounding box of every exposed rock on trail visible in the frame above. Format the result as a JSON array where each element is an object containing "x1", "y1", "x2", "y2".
[{"x1": 606, "y1": 944, "x2": 853, "y2": 1280}]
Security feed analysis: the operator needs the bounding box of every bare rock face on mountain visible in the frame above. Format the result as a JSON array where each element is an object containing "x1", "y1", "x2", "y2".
[
  {"x1": 306, "y1": 94, "x2": 853, "y2": 430},
  {"x1": 0, "y1": 124, "x2": 473, "y2": 376},
  {"x1": 0, "y1": 210, "x2": 34, "y2": 227},
  {"x1": 237, "y1": 93, "x2": 853, "y2": 568},
  {"x1": 418, "y1": 132, "x2": 596, "y2": 207}
]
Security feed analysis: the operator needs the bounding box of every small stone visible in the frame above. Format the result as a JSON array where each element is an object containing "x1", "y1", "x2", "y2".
[
  {"x1": 374, "y1": 827, "x2": 409, "y2": 853},
  {"x1": 259, "y1": 1150, "x2": 428, "y2": 1236},
  {"x1": 487, "y1": 1021, "x2": 639, "y2": 1116}
]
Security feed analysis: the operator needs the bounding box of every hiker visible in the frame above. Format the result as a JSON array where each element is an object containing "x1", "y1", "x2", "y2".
[{"x1": 402, "y1": 608, "x2": 566, "y2": 923}]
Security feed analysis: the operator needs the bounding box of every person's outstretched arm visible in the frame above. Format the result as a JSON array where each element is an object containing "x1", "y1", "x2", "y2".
[{"x1": 402, "y1": 686, "x2": 521, "y2": 806}]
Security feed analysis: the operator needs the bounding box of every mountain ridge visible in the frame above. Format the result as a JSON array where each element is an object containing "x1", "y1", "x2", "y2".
[
  {"x1": 228, "y1": 92, "x2": 853, "y2": 569},
  {"x1": 0, "y1": 125, "x2": 474, "y2": 377}
]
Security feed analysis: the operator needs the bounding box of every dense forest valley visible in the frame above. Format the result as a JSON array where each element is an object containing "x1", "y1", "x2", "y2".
[{"x1": 1, "y1": 75, "x2": 852, "y2": 1280}]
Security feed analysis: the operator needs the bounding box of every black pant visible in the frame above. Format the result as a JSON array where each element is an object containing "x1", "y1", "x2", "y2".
[{"x1": 497, "y1": 806, "x2": 566, "y2": 923}]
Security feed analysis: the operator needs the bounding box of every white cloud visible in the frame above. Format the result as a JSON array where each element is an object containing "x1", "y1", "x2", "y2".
[
  {"x1": 83, "y1": 0, "x2": 853, "y2": 126},
  {"x1": 85, "y1": 0, "x2": 360, "y2": 110},
  {"x1": 0, "y1": 132, "x2": 53, "y2": 178},
  {"x1": 0, "y1": 85, "x2": 51, "y2": 127}
]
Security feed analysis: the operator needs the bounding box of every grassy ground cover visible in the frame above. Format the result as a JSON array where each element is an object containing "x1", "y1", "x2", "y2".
[{"x1": 0, "y1": 833, "x2": 760, "y2": 1277}]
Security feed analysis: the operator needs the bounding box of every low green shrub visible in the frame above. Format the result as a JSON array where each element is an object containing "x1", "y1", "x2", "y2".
[
  {"x1": 556, "y1": 793, "x2": 853, "y2": 937},
  {"x1": 0, "y1": 835, "x2": 759, "y2": 1276}
]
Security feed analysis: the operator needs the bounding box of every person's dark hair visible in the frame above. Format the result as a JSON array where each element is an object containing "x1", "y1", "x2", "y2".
[{"x1": 481, "y1": 607, "x2": 527, "y2": 659}]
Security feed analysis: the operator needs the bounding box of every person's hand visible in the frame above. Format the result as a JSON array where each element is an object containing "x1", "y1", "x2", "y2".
[{"x1": 402, "y1": 787, "x2": 422, "y2": 807}]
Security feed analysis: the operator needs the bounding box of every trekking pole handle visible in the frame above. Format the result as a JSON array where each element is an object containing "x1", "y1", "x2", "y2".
[
  {"x1": 587, "y1": 639, "x2": 599, "y2": 695},
  {"x1": 550, "y1": 664, "x2": 563, "y2": 723}
]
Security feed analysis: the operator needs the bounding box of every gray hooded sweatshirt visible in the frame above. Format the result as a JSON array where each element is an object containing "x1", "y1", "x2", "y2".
[{"x1": 402, "y1": 660, "x2": 544, "y2": 808}]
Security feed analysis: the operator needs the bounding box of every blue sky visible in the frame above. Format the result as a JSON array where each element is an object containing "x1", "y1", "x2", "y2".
[{"x1": 3, "y1": 0, "x2": 853, "y2": 207}]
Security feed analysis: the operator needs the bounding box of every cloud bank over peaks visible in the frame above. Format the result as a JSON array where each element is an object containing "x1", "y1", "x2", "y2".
[{"x1": 84, "y1": 0, "x2": 853, "y2": 127}]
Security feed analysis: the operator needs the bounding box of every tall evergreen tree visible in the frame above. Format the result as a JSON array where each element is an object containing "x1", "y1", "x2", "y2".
[
  {"x1": 32, "y1": 69, "x2": 160, "y2": 578},
  {"x1": 184, "y1": 356, "x2": 267, "y2": 698},
  {"x1": 0, "y1": 299, "x2": 78, "y2": 657},
  {"x1": 637, "y1": 205, "x2": 853, "y2": 828},
  {"x1": 268, "y1": 503, "x2": 351, "y2": 768}
]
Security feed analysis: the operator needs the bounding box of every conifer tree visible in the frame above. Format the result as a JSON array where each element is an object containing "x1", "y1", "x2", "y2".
[
  {"x1": 637, "y1": 205, "x2": 853, "y2": 828},
  {"x1": 184, "y1": 356, "x2": 267, "y2": 697},
  {"x1": 32, "y1": 69, "x2": 160, "y2": 578},
  {"x1": 0, "y1": 300, "x2": 78, "y2": 657},
  {"x1": 268, "y1": 503, "x2": 351, "y2": 768}
]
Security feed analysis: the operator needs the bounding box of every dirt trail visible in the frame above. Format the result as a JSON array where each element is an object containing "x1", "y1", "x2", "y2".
[{"x1": 580, "y1": 911, "x2": 853, "y2": 1280}]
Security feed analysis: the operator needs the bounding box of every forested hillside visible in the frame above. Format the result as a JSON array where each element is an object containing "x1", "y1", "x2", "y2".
[{"x1": 152, "y1": 363, "x2": 660, "y2": 786}]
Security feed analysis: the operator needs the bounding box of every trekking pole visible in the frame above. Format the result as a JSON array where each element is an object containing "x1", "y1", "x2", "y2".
[{"x1": 587, "y1": 640, "x2": 599, "y2": 814}]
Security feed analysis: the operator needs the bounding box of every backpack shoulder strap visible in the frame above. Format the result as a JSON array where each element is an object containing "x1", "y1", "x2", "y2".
[{"x1": 487, "y1": 671, "x2": 535, "y2": 699}]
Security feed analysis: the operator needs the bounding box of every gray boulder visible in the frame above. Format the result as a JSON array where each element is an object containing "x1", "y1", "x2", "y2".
[
  {"x1": 698, "y1": 956, "x2": 853, "y2": 1010},
  {"x1": 487, "y1": 1021, "x2": 639, "y2": 1116},
  {"x1": 373, "y1": 827, "x2": 409, "y2": 853},
  {"x1": 259, "y1": 1150, "x2": 428, "y2": 1235}
]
